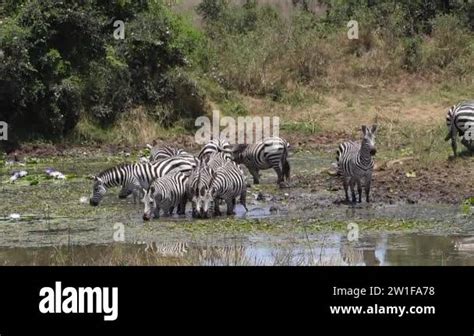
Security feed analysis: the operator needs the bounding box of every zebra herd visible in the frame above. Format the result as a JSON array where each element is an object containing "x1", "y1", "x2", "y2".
[
  {"x1": 89, "y1": 136, "x2": 291, "y2": 220},
  {"x1": 89, "y1": 100, "x2": 474, "y2": 216}
]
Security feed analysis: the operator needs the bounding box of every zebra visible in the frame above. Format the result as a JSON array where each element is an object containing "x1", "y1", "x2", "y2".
[
  {"x1": 336, "y1": 124, "x2": 377, "y2": 203},
  {"x1": 227, "y1": 136, "x2": 290, "y2": 186},
  {"x1": 445, "y1": 101, "x2": 474, "y2": 157},
  {"x1": 199, "y1": 160, "x2": 248, "y2": 217},
  {"x1": 142, "y1": 171, "x2": 189, "y2": 220},
  {"x1": 187, "y1": 160, "x2": 215, "y2": 218},
  {"x1": 89, "y1": 157, "x2": 195, "y2": 206},
  {"x1": 198, "y1": 135, "x2": 232, "y2": 161}
]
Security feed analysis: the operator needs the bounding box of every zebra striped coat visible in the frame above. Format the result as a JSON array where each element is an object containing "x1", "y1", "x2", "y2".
[
  {"x1": 142, "y1": 171, "x2": 189, "y2": 220},
  {"x1": 148, "y1": 144, "x2": 196, "y2": 163},
  {"x1": 200, "y1": 160, "x2": 248, "y2": 217},
  {"x1": 445, "y1": 101, "x2": 474, "y2": 156},
  {"x1": 229, "y1": 136, "x2": 290, "y2": 186},
  {"x1": 336, "y1": 125, "x2": 377, "y2": 203},
  {"x1": 206, "y1": 152, "x2": 232, "y2": 170},
  {"x1": 90, "y1": 157, "x2": 195, "y2": 206},
  {"x1": 198, "y1": 136, "x2": 232, "y2": 161}
]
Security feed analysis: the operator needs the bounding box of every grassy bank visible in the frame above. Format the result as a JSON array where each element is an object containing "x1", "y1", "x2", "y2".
[{"x1": 2, "y1": 0, "x2": 473, "y2": 166}]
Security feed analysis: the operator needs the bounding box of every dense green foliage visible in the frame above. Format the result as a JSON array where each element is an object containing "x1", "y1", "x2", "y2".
[
  {"x1": 0, "y1": 0, "x2": 473, "y2": 146},
  {"x1": 0, "y1": 0, "x2": 205, "y2": 144}
]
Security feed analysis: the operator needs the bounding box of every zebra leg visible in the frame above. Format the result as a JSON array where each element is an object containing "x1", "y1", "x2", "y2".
[
  {"x1": 240, "y1": 191, "x2": 248, "y2": 212},
  {"x1": 365, "y1": 179, "x2": 372, "y2": 203},
  {"x1": 249, "y1": 168, "x2": 260, "y2": 184},
  {"x1": 343, "y1": 178, "x2": 350, "y2": 202},
  {"x1": 357, "y1": 179, "x2": 362, "y2": 203},
  {"x1": 226, "y1": 198, "x2": 235, "y2": 215},
  {"x1": 283, "y1": 159, "x2": 291, "y2": 182},
  {"x1": 451, "y1": 136, "x2": 458, "y2": 157},
  {"x1": 349, "y1": 179, "x2": 356, "y2": 203},
  {"x1": 273, "y1": 165, "x2": 284, "y2": 186}
]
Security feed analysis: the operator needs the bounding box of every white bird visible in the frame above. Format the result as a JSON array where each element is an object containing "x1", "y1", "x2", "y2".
[
  {"x1": 10, "y1": 170, "x2": 28, "y2": 182},
  {"x1": 45, "y1": 168, "x2": 66, "y2": 179}
]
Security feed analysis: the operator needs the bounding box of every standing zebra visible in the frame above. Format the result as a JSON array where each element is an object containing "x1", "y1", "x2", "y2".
[
  {"x1": 89, "y1": 157, "x2": 194, "y2": 206},
  {"x1": 199, "y1": 160, "x2": 248, "y2": 217},
  {"x1": 227, "y1": 136, "x2": 290, "y2": 187},
  {"x1": 337, "y1": 125, "x2": 377, "y2": 203},
  {"x1": 198, "y1": 135, "x2": 232, "y2": 161},
  {"x1": 142, "y1": 171, "x2": 189, "y2": 220},
  {"x1": 445, "y1": 101, "x2": 474, "y2": 157}
]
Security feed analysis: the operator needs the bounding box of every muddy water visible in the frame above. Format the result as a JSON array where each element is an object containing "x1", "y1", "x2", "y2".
[{"x1": 0, "y1": 152, "x2": 472, "y2": 266}]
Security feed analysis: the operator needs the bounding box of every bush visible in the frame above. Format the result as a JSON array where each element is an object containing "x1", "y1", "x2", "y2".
[
  {"x1": 421, "y1": 14, "x2": 474, "y2": 74},
  {"x1": 1, "y1": 0, "x2": 208, "y2": 145}
]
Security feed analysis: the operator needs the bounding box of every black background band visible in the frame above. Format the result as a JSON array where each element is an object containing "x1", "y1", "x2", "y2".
[{"x1": 0, "y1": 267, "x2": 471, "y2": 335}]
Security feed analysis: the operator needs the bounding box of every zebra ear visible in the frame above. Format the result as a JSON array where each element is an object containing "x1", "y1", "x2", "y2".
[
  {"x1": 152, "y1": 139, "x2": 158, "y2": 146},
  {"x1": 361, "y1": 125, "x2": 368, "y2": 135},
  {"x1": 371, "y1": 124, "x2": 378, "y2": 134}
]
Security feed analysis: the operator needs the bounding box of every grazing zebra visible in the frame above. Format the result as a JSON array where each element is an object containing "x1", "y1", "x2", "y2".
[
  {"x1": 198, "y1": 135, "x2": 232, "y2": 161},
  {"x1": 445, "y1": 101, "x2": 474, "y2": 157},
  {"x1": 187, "y1": 161, "x2": 215, "y2": 218},
  {"x1": 199, "y1": 160, "x2": 248, "y2": 217},
  {"x1": 89, "y1": 157, "x2": 194, "y2": 206},
  {"x1": 336, "y1": 124, "x2": 377, "y2": 203},
  {"x1": 227, "y1": 136, "x2": 290, "y2": 186},
  {"x1": 142, "y1": 171, "x2": 189, "y2": 220}
]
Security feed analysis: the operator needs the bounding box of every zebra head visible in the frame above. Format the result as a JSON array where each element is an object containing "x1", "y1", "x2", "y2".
[
  {"x1": 200, "y1": 186, "x2": 216, "y2": 218},
  {"x1": 142, "y1": 186, "x2": 156, "y2": 221},
  {"x1": 191, "y1": 163, "x2": 216, "y2": 218},
  {"x1": 89, "y1": 176, "x2": 107, "y2": 206},
  {"x1": 361, "y1": 124, "x2": 377, "y2": 156}
]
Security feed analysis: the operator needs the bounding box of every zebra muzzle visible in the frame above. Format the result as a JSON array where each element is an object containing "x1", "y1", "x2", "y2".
[{"x1": 143, "y1": 213, "x2": 152, "y2": 221}]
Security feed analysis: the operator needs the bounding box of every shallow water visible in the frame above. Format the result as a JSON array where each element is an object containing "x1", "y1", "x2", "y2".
[{"x1": 0, "y1": 151, "x2": 472, "y2": 265}]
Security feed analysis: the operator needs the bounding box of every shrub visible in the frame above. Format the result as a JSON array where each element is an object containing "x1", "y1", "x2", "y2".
[
  {"x1": 421, "y1": 14, "x2": 473, "y2": 74},
  {"x1": 1, "y1": 0, "x2": 208, "y2": 145}
]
